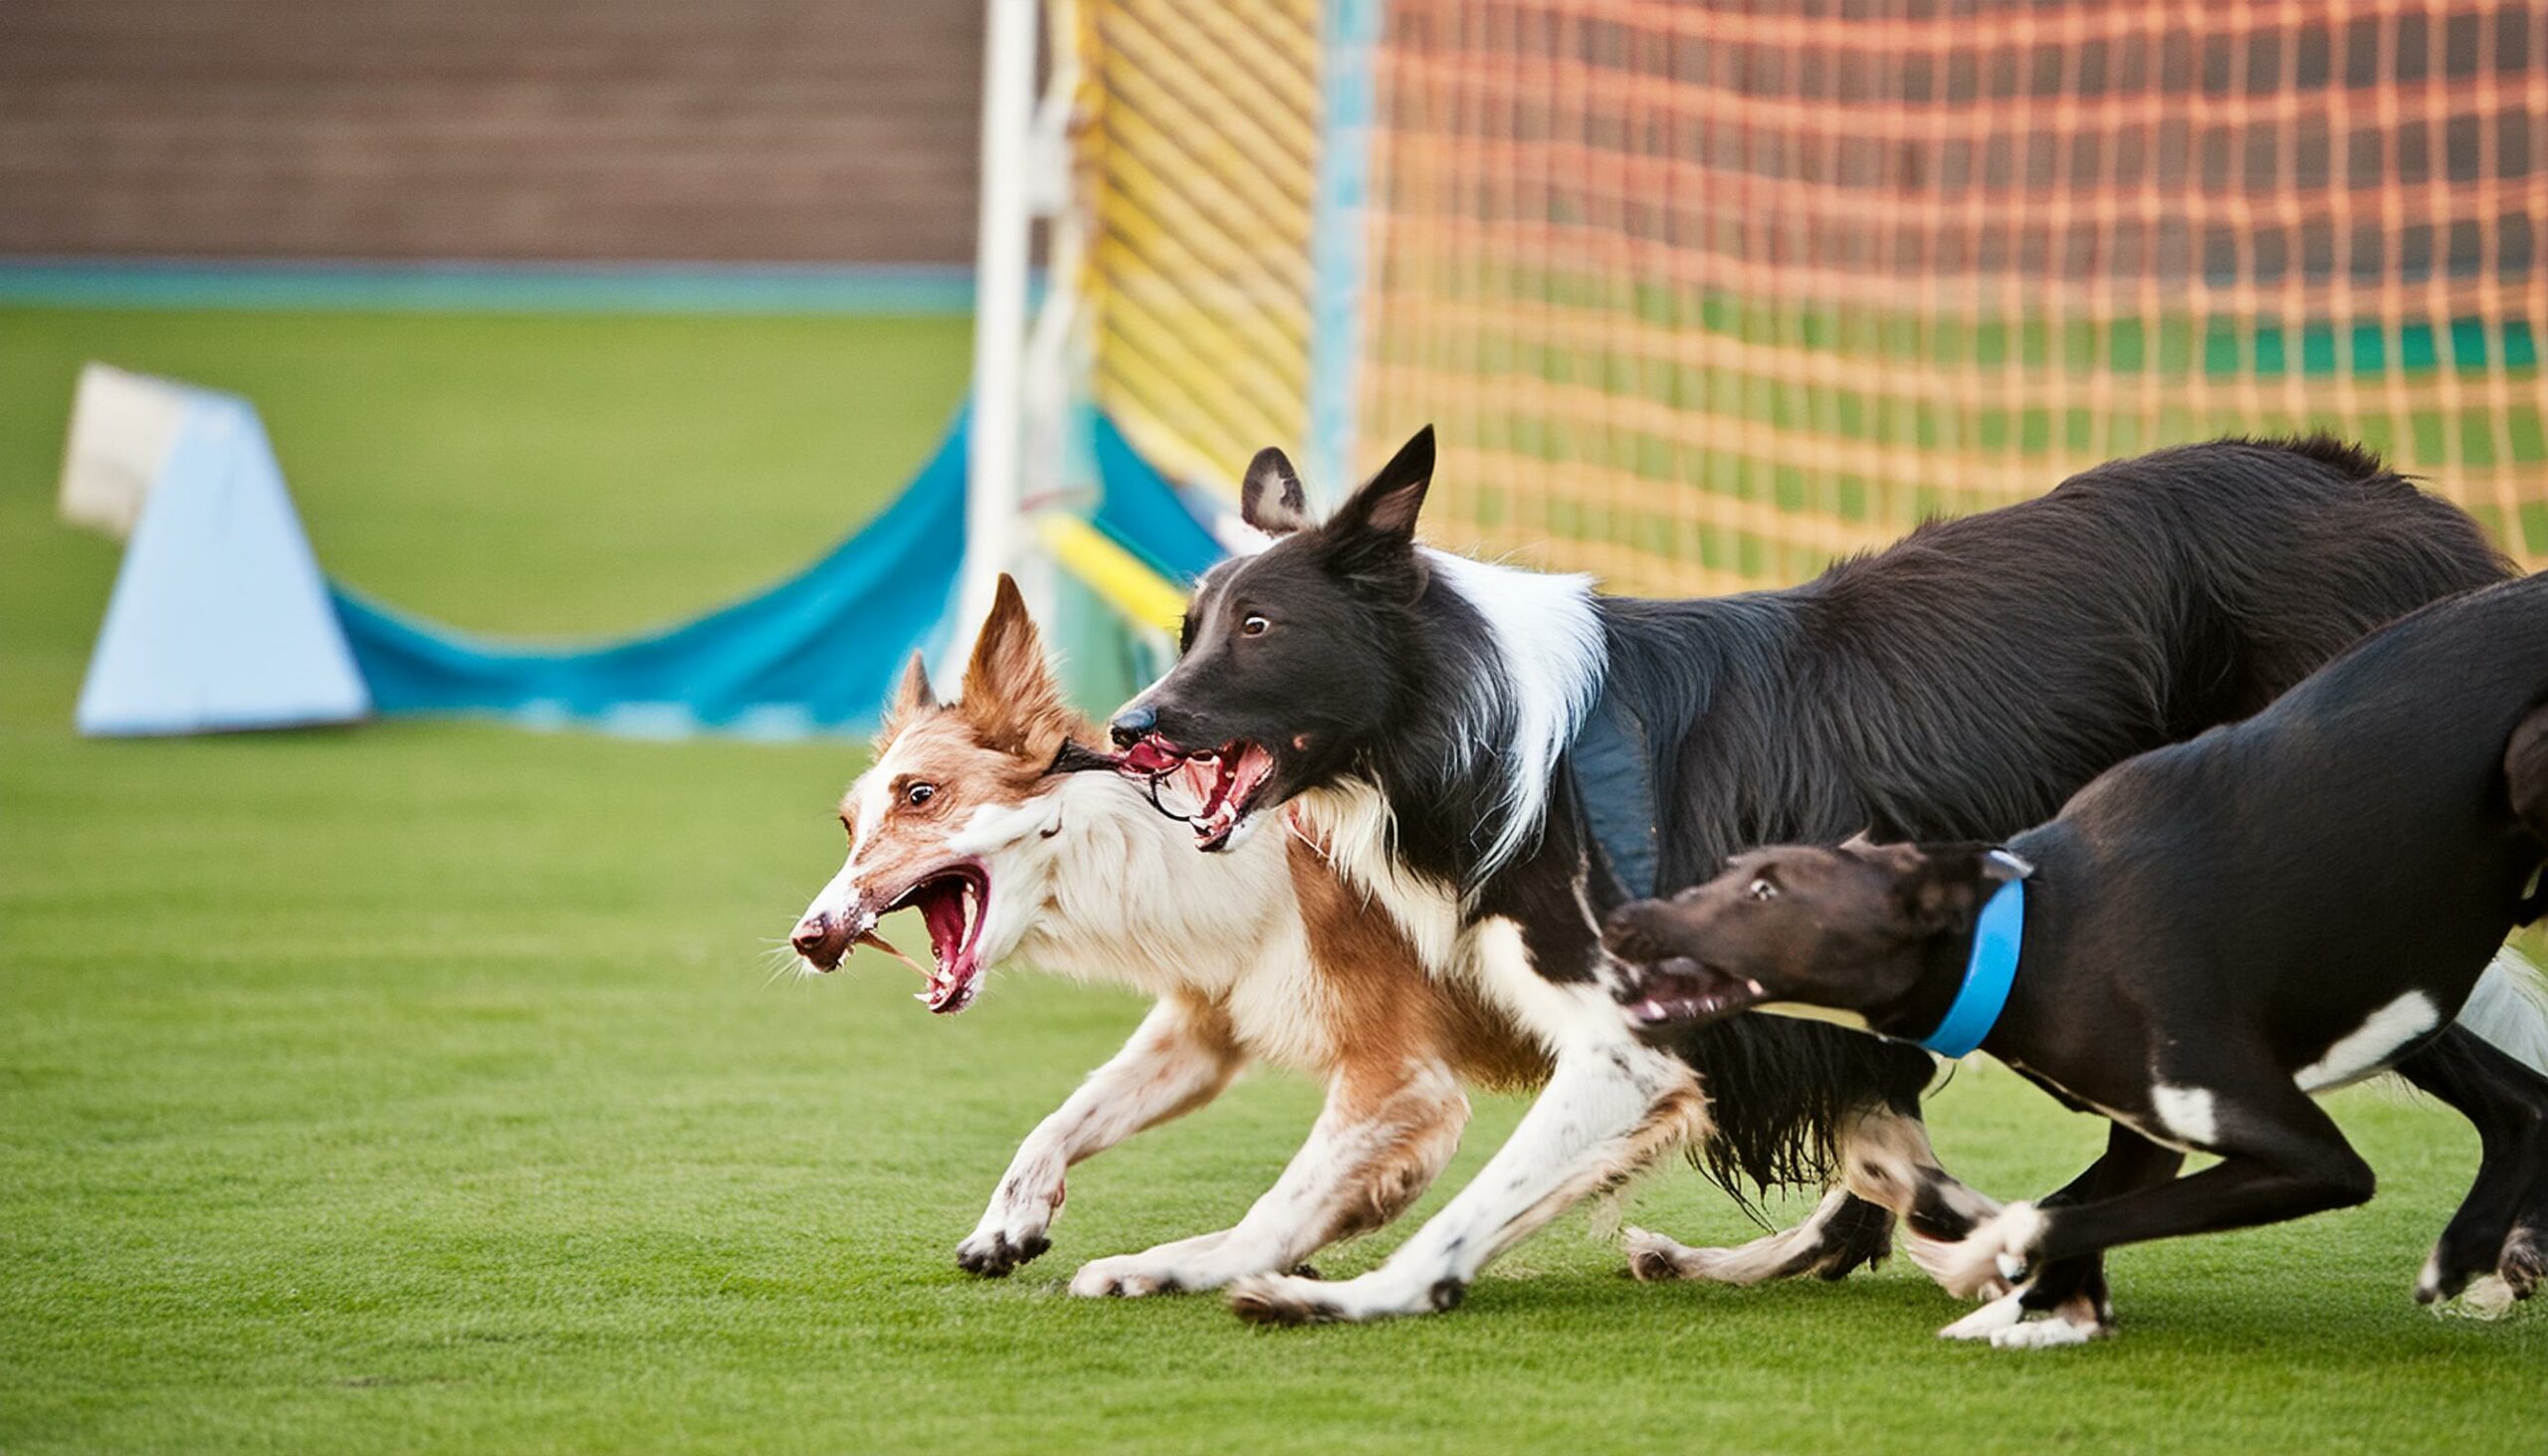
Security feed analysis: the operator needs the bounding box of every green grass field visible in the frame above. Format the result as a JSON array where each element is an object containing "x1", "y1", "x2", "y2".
[{"x1": 4, "y1": 307, "x2": 2544, "y2": 1455}]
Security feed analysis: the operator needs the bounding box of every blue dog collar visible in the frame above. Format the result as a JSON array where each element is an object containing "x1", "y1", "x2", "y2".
[{"x1": 1916, "y1": 851, "x2": 2029, "y2": 1058}]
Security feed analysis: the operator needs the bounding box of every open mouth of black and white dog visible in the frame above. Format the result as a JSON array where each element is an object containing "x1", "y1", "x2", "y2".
[
  {"x1": 1618, "y1": 956, "x2": 1769, "y2": 1028},
  {"x1": 1115, "y1": 735, "x2": 1280, "y2": 851},
  {"x1": 871, "y1": 863, "x2": 991, "y2": 1014}
]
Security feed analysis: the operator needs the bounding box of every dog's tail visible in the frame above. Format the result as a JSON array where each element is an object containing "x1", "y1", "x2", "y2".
[{"x1": 2456, "y1": 944, "x2": 2548, "y2": 1076}]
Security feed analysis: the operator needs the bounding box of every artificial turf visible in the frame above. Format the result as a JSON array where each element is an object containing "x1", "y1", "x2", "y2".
[{"x1": 3, "y1": 308, "x2": 2544, "y2": 1455}]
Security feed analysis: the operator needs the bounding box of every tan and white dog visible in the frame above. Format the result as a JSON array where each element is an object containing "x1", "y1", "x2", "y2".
[
  {"x1": 789, "y1": 576, "x2": 2002, "y2": 1298},
  {"x1": 787, "y1": 576, "x2": 1547, "y2": 1295}
]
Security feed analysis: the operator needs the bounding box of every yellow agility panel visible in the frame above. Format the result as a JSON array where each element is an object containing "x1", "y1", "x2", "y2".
[{"x1": 1079, "y1": 0, "x2": 1323, "y2": 494}]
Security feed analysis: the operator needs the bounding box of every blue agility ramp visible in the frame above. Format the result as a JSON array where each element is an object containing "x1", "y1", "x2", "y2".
[
  {"x1": 67, "y1": 372, "x2": 1228, "y2": 740},
  {"x1": 69, "y1": 374, "x2": 967, "y2": 738},
  {"x1": 333, "y1": 418, "x2": 966, "y2": 739}
]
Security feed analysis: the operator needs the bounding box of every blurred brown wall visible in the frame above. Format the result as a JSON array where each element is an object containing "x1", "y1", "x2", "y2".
[{"x1": 0, "y1": 0, "x2": 984, "y2": 264}]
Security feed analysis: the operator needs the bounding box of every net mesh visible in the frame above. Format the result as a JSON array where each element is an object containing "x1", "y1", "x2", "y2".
[
  {"x1": 1077, "y1": 0, "x2": 1322, "y2": 491},
  {"x1": 1080, "y1": 1, "x2": 2548, "y2": 590}
]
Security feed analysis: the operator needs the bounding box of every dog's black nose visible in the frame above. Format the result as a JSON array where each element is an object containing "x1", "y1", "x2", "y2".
[{"x1": 1109, "y1": 705, "x2": 1158, "y2": 747}]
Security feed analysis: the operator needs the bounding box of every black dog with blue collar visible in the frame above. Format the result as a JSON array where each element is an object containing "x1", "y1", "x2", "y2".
[{"x1": 1601, "y1": 569, "x2": 2548, "y2": 1348}]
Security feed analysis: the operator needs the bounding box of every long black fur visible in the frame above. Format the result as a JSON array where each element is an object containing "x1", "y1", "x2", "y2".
[{"x1": 1132, "y1": 436, "x2": 2510, "y2": 1201}]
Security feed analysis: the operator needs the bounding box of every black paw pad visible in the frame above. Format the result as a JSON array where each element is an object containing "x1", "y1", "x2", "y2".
[
  {"x1": 956, "y1": 1231, "x2": 1051, "y2": 1278},
  {"x1": 1427, "y1": 1278, "x2": 1466, "y2": 1312}
]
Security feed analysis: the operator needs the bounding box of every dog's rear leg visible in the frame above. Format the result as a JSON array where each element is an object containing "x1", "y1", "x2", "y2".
[
  {"x1": 2393, "y1": 1025, "x2": 2548, "y2": 1310},
  {"x1": 1068, "y1": 1058, "x2": 1470, "y2": 1297},
  {"x1": 1941, "y1": 1123, "x2": 2184, "y2": 1345},
  {"x1": 1229, "y1": 985, "x2": 1707, "y2": 1324},
  {"x1": 1627, "y1": 1104, "x2": 1995, "y2": 1288},
  {"x1": 956, "y1": 994, "x2": 1242, "y2": 1277},
  {"x1": 1926, "y1": 1080, "x2": 2376, "y2": 1346}
]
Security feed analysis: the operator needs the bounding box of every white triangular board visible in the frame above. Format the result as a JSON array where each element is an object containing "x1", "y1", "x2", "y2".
[
  {"x1": 75, "y1": 393, "x2": 371, "y2": 735},
  {"x1": 57, "y1": 362, "x2": 191, "y2": 540}
]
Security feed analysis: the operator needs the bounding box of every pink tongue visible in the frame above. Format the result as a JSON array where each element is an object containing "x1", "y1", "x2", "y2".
[
  {"x1": 920, "y1": 886, "x2": 967, "y2": 965},
  {"x1": 1229, "y1": 742, "x2": 1274, "y2": 799},
  {"x1": 1123, "y1": 739, "x2": 1181, "y2": 774}
]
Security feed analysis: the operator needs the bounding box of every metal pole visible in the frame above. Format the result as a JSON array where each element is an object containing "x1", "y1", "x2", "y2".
[{"x1": 957, "y1": 0, "x2": 1039, "y2": 659}]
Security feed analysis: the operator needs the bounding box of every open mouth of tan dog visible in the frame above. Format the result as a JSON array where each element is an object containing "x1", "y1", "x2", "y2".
[{"x1": 865, "y1": 862, "x2": 991, "y2": 1013}]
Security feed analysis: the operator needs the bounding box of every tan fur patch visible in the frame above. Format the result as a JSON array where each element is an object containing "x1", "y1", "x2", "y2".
[{"x1": 1284, "y1": 836, "x2": 1551, "y2": 1095}]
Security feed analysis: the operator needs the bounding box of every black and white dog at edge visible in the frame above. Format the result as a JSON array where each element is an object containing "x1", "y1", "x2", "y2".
[{"x1": 1090, "y1": 422, "x2": 2532, "y2": 1325}]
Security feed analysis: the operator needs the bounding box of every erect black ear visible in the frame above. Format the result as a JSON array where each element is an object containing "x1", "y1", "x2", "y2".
[
  {"x1": 1329, "y1": 425, "x2": 1434, "y2": 541},
  {"x1": 1240, "y1": 447, "x2": 1313, "y2": 536}
]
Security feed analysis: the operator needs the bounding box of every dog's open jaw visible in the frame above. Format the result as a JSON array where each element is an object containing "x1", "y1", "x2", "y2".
[
  {"x1": 883, "y1": 862, "x2": 992, "y2": 1013},
  {"x1": 1620, "y1": 956, "x2": 1768, "y2": 1029},
  {"x1": 796, "y1": 861, "x2": 992, "y2": 1014},
  {"x1": 1109, "y1": 734, "x2": 1280, "y2": 852}
]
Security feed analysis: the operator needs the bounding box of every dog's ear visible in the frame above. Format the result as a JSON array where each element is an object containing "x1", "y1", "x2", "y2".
[
  {"x1": 960, "y1": 573, "x2": 1072, "y2": 758},
  {"x1": 1240, "y1": 447, "x2": 1313, "y2": 536},
  {"x1": 1895, "y1": 846, "x2": 2024, "y2": 937},
  {"x1": 1327, "y1": 425, "x2": 1434, "y2": 542},
  {"x1": 882, "y1": 650, "x2": 938, "y2": 735}
]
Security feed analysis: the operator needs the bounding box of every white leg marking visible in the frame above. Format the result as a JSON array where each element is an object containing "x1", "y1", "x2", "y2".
[
  {"x1": 956, "y1": 998, "x2": 1240, "y2": 1274},
  {"x1": 2149, "y1": 1085, "x2": 2219, "y2": 1148},
  {"x1": 1942, "y1": 1285, "x2": 2110, "y2": 1349},
  {"x1": 1621, "y1": 1189, "x2": 1852, "y2": 1286},
  {"x1": 1939, "y1": 1286, "x2": 2030, "y2": 1341},
  {"x1": 1069, "y1": 1061, "x2": 1468, "y2": 1297},
  {"x1": 2295, "y1": 991, "x2": 2442, "y2": 1092},
  {"x1": 1228, "y1": 935, "x2": 1704, "y2": 1324},
  {"x1": 1914, "y1": 1200, "x2": 2049, "y2": 1298}
]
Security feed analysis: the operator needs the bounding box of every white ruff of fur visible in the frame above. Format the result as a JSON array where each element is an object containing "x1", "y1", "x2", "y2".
[
  {"x1": 984, "y1": 773, "x2": 1336, "y2": 1069},
  {"x1": 1418, "y1": 548, "x2": 1606, "y2": 886}
]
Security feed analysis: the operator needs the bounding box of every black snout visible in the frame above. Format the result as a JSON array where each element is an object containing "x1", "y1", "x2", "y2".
[{"x1": 1109, "y1": 704, "x2": 1158, "y2": 747}]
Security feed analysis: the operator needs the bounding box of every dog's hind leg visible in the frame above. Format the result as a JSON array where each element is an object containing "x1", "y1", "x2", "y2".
[
  {"x1": 1068, "y1": 1057, "x2": 1470, "y2": 1297},
  {"x1": 1922, "y1": 1076, "x2": 2377, "y2": 1346},
  {"x1": 2392, "y1": 1025, "x2": 2548, "y2": 1311},
  {"x1": 1939, "y1": 1124, "x2": 2184, "y2": 1347},
  {"x1": 1228, "y1": 927, "x2": 1708, "y2": 1324},
  {"x1": 1821, "y1": 1104, "x2": 2012, "y2": 1297},
  {"x1": 1623, "y1": 1186, "x2": 1878, "y2": 1285},
  {"x1": 1626, "y1": 1105, "x2": 2000, "y2": 1291},
  {"x1": 956, "y1": 994, "x2": 1243, "y2": 1278}
]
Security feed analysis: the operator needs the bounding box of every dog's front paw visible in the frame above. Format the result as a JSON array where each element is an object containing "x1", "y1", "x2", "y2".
[
  {"x1": 1069, "y1": 1253, "x2": 1192, "y2": 1299},
  {"x1": 1909, "y1": 1200, "x2": 2046, "y2": 1299},
  {"x1": 1939, "y1": 1285, "x2": 2108, "y2": 1349},
  {"x1": 1228, "y1": 1269, "x2": 1458, "y2": 1326},
  {"x1": 955, "y1": 1225, "x2": 1052, "y2": 1279}
]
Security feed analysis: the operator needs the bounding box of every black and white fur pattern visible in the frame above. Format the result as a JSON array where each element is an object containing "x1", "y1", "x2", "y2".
[
  {"x1": 1605, "y1": 571, "x2": 2548, "y2": 1345},
  {"x1": 1108, "y1": 430, "x2": 2512, "y2": 1323}
]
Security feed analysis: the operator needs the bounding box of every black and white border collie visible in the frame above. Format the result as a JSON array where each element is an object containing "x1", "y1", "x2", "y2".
[{"x1": 1102, "y1": 428, "x2": 2512, "y2": 1324}]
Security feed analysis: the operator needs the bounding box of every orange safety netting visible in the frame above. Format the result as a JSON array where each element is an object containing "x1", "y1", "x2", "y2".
[{"x1": 1356, "y1": 0, "x2": 2548, "y2": 591}]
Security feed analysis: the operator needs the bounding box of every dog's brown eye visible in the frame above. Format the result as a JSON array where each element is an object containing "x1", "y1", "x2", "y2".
[
  {"x1": 1748, "y1": 877, "x2": 1778, "y2": 902},
  {"x1": 1240, "y1": 613, "x2": 1270, "y2": 637},
  {"x1": 905, "y1": 782, "x2": 937, "y2": 808}
]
